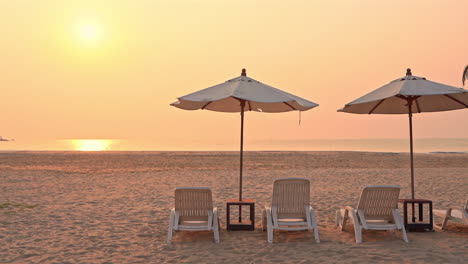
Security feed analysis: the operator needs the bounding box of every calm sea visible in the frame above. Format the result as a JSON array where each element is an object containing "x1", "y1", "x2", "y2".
[
  {"x1": 1, "y1": 138, "x2": 467, "y2": 153},
  {"x1": 248, "y1": 138, "x2": 468, "y2": 153}
]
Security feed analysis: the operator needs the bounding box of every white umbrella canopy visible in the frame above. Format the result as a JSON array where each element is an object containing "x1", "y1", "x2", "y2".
[
  {"x1": 339, "y1": 69, "x2": 468, "y2": 114},
  {"x1": 338, "y1": 68, "x2": 468, "y2": 201},
  {"x1": 171, "y1": 69, "x2": 319, "y2": 202},
  {"x1": 171, "y1": 70, "x2": 318, "y2": 112}
]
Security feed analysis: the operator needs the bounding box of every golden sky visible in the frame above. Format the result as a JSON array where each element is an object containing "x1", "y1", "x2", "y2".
[{"x1": 1, "y1": 0, "x2": 467, "y2": 150}]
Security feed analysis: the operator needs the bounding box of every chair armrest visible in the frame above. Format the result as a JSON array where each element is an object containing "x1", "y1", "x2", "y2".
[
  {"x1": 169, "y1": 208, "x2": 176, "y2": 228},
  {"x1": 263, "y1": 206, "x2": 271, "y2": 215},
  {"x1": 342, "y1": 206, "x2": 362, "y2": 227},
  {"x1": 212, "y1": 207, "x2": 219, "y2": 229},
  {"x1": 264, "y1": 207, "x2": 272, "y2": 217},
  {"x1": 307, "y1": 206, "x2": 318, "y2": 228},
  {"x1": 433, "y1": 208, "x2": 451, "y2": 217},
  {"x1": 308, "y1": 205, "x2": 316, "y2": 215},
  {"x1": 265, "y1": 206, "x2": 273, "y2": 227}
]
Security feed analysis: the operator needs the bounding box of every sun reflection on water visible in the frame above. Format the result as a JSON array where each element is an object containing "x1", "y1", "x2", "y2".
[{"x1": 71, "y1": 139, "x2": 114, "y2": 151}]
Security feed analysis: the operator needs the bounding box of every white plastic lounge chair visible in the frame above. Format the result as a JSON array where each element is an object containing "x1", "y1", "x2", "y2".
[
  {"x1": 434, "y1": 199, "x2": 468, "y2": 230},
  {"x1": 167, "y1": 187, "x2": 220, "y2": 243},
  {"x1": 262, "y1": 178, "x2": 320, "y2": 243},
  {"x1": 336, "y1": 185, "x2": 408, "y2": 243}
]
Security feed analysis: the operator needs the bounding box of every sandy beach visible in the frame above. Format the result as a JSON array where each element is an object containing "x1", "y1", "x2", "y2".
[{"x1": 0, "y1": 151, "x2": 467, "y2": 263}]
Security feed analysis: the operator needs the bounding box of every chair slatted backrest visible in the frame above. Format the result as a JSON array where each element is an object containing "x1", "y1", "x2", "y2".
[
  {"x1": 175, "y1": 187, "x2": 213, "y2": 218},
  {"x1": 272, "y1": 178, "x2": 310, "y2": 219},
  {"x1": 357, "y1": 185, "x2": 401, "y2": 221}
]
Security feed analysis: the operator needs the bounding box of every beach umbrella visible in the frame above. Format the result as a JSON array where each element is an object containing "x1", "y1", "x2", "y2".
[
  {"x1": 171, "y1": 69, "x2": 318, "y2": 201},
  {"x1": 338, "y1": 68, "x2": 468, "y2": 200}
]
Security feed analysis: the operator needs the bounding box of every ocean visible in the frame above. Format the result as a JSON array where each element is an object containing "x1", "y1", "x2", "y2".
[
  {"x1": 131, "y1": 138, "x2": 468, "y2": 153},
  {"x1": 1, "y1": 138, "x2": 467, "y2": 153},
  {"x1": 250, "y1": 138, "x2": 468, "y2": 153}
]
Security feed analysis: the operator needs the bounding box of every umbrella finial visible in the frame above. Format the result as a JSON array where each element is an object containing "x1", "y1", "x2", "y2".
[
  {"x1": 406, "y1": 68, "x2": 412, "y2": 76},
  {"x1": 241, "y1": 68, "x2": 247, "y2": 76}
]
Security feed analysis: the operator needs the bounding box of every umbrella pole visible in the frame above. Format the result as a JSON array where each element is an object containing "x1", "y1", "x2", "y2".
[
  {"x1": 239, "y1": 100, "x2": 245, "y2": 222},
  {"x1": 409, "y1": 106, "x2": 415, "y2": 200},
  {"x1": 408, "y1": 98, "x2": 416, "y2": 222}
]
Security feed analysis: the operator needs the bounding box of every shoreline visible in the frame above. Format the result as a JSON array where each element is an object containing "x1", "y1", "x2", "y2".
[{"x1": 1, "y1": 150, "x2": 467, "y2": 154}]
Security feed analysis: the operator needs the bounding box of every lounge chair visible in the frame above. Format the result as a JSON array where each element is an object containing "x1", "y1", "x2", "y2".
[
  {"x1": 262, "y1": 178, "x2": 320, "y2": 243},
  {"x1": 434, "y1": 199, "x2": 468, "y2": 230},
  {"x1": 336, "y1": 185, "x2": 408, "y2": 243},
  {"x1": 167, "y1": 187, "x2": 220, "y2": 243}
]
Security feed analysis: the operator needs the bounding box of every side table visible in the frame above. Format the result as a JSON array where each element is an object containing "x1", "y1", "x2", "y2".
[
  {"x1": 226, "y1": 199, "x2": 255, "y2": 231},
  {"x1": 399, "y1": 198, "x2": 433, "y2": 231}
]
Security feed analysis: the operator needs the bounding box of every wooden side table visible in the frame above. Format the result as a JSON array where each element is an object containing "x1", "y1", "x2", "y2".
[
  {"x1": 399, "y1": 198, "x2": 433, "y2": 231},
  {"x1": 226, "y1": 199, "x2": 255, "y2": 231}
]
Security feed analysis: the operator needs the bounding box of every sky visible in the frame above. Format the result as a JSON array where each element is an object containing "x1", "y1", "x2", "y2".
[{"x1": 1, "y1": 0, "x2": 467, "y2": 151}]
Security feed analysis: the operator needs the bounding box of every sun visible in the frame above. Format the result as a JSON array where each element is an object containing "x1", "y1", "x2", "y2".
[
  {"x1": 71, "y1": 140, "x2": 113, "y2": 151},
  {"x1": 75, "y1": 21, "x2": 101, "y2": 44}
]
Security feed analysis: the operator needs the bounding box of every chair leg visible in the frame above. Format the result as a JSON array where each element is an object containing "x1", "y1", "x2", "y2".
[
  {"x1": 392, "y1": 209, "x2": 409, "y2": 243},
  {"x1": 401, "y1": 226, "x2": 409, "y2": 243},
  {"x1": 335, "y1": 210, "x2": 341, "y2": 226},
  {"x1": 267, "y1": 226, "x2": 273, "y2": 243},
  {"x1": 213, "y1": 210, "x2": 220, "y2": 243},
  {"x1": 167, "y1": 226, "x2": 173, "y2": 244},
  {"x1": 266, "y1": 208, "x2": 274, "y2": 243},
  {"x1": 262, "y1": 209, "x2": 267, "y2": 231},
  {"x1": 354, "y1": 225, "x2": 362, "y2": 243},
  {"x1": 347, "y1": 209, "x2": 362, "y2": 243},
  {"x1": 440, "y1": 209, "x2": 452, "y2": 230},
  {"x1": 337, "y1": 209, "x2": 349, "y2": 231},
  {"x1": 213, "y1": 223, "x2": 220, "y2": 244},
  {"x1": 310, "y1": 209, "x2": 320, "y2": 243},
  {"x1": 313, "y1": 227, "x2": 320, "y2": 243},
  {"x1": 434, "y1": 209, "x2": 453, "y2": 230},
  {"x1": 167, "y1": 210, "x2": 175, "y2": 244},
  {"x1": 398, "y1": 214, "x2": 409, "y2": 243}
]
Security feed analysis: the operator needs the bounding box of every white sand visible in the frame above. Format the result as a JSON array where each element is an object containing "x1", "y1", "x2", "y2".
[{"x1": 0, "y1": 151, "x2": 467, "y2": 263}]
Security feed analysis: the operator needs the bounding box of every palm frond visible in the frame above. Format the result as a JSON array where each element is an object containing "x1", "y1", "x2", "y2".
[{"x1": 463, "y1": 65, "x2": 468, "y2": 86}]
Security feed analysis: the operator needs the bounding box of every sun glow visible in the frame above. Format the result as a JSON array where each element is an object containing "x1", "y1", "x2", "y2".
[
  {"x1": 75, "y1": 21, "x2": 101, "y2": 44},
  {"x1": 71, "y1": 140, "x2": 113, "y2": 151}
]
